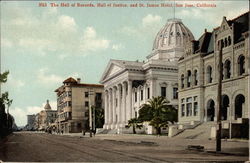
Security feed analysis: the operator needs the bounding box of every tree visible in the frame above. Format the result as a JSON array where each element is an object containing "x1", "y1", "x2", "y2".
[
  {"x1": 0, "y1": 71, "x2": 14, "y2": 138},
  {"x1": 94, "y1": 107, "x2": 104, "y2": 129},
  {"x1": 127, "y1": 118, "x2": 142, "y2": 134},
  {"x1": 0, "y1": 71, "x2": 9, "y2": 83},
  {"x1": 139, "y1": 96, "x2": 177, "y2": 135}
]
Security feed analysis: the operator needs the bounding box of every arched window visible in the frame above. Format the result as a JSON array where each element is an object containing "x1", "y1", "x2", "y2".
[
  {"x1": 228, "y1": 36, "x2": 231, "y2": 45},
  {"x1": 238, "y1": 55, "x2": 245, "y2": 75},
  {"x1": 225, "y1": 38, "x2": 228, "y2": 47},
  {"x1": 221, "y1": 40, "x2": 224, "y2": 48},
  {"x1": 187, "y1": 70, "x2": 191, "y2": 87},
  {"x1": 224, "y1": 60, "x2": 231, "y2": 79},
  {"x1": 194, "y1": 70, "x2": 198, "y2": 86},
  {"x1": 181, "y1": 74, "x2": 184, "y2": 88},
  {"x1": 207, "y1": 66, "x2": 213, "y2": 83},
  {"x1": 222, "y1": 63, "x2": 224, "y2": 80}
]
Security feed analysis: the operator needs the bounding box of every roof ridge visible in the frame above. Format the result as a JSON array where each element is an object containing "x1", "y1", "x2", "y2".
[{"x1": 213, "y1": 11, "x2": 249, "y2": 31}]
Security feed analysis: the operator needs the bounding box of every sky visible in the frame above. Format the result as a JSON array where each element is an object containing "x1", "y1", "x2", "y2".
[{"x1": 1, "y1": 0, "x2": 249, "y2": 126}]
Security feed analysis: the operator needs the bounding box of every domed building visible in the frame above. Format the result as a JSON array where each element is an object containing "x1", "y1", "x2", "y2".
[
  {"x1": 36, "y1": 100, "x2": 57, "y2": 131},
  {"x1": 150, "y1": 18, "x2": 194, "y2": 61},
  {"x1": 100, "y1": 18, "x2": 194, "y2": 133}
]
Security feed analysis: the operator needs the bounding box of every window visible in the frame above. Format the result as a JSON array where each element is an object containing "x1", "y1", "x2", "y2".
[
  {"x1": 173, "y1": 88, "x2": 178, "y2": 99},
  {"x1": 85, "y1": 92, "x2": 89, "y2": 98},
  {"x1": 194, "y1": 70, "x2": 198, "y2": 86},
  {"x1": 228, "y1": 36, "x2": 231, "y2": 45},
  {"x1": 115, "y1": 98, "x2": 118, "y2": 107},
  {"x1": 67, "y1": 91, "x2": 72, "y2": 97},
  {"x1": 126, "y1": 85, "x2": 128, "y2": 95},
  {"x1": 207, "y1": 66, "x2": 213, "y2": 83},
  {"x1": 224, "y1": 60, "x2": 231, "y2": 79},
  {"x1": 147, "y1": 87, "x2": 150, "y2": 99},
  {"x1": 238, "y1": 55, "x2": 245, "y2": 75},
  {"x1": 187, "y1": 70, "x2": 191, "y2": 87},
  {"x1": 181, "y1": 74, "x2": 184, "y2": 88},
  {"x1": 67, "y1": 101, "x2": 71, "y2": 107},
  {"x1": 141, "y1": 90, "x2": 143, "y2": 100},
  {"x1": 161, "y1": 87, "x2": 166, "y2": 97},
  {"x1": 194, "y1": 102, "x2": 198, "y2": 116},
  {"x1": 85, "y1": 111, "x2": 89, "y2": 117},
  {"x1": 187, "y1": 103, "x2": 192, "y2": 116},
  {"x1": 135, "y1": 92, "x2": 137, "y2": 102},
  {"x1": 186, "y1": 97, "x2": 192, "y2": 116},
  {"x1": 221, "y1": 40, "x2": 224, "y2": 48},
  {"x1": 181, "y1": 104, "x2": 185, "y2": 117},
  {"x1": 135, "y1": 111, "x2": 137, "y2": 118},
  {"x1": 85, "y1": 101, "x2": 89, "y2": 107}
]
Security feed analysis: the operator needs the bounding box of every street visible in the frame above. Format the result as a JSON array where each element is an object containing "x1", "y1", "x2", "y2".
[{"x1": 0, "y1": 132, "x2": 248, "y2": 162}]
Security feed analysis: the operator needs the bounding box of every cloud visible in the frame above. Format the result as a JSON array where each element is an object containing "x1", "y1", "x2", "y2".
[
  {"x1": 142, "y1": 14, "x2": 162, "y2": 27},
  {"x1": 112, "y1": 44, "x2": 124, "y2": 51},
  {"x1": 37, "y1": 68, "x2": 64, "y2": 85},
  {"x1": 120, "y1": 14, "x2": 163, "y2": 38},
  {"x1": 80, "y1": 27, "x2": 110, "y2": 53},
  {"x1": 5, "y1": 74, "x2": 25, "y2": 89},
  {"x1": 1, "y1": 38, "x2": 13, "y2": 48},
  {"x1": 176, "y1": 1, "x2": 249, "y2": 26},
  {"x1": 10, "y1": 101, "x2": 57, "y2": 126},
  {"x1": 57, "y1": 15, "x2": 77, "y2": 32},
  {"x1": 2, "y1": 5, "x2": 114, "y2": 57}
]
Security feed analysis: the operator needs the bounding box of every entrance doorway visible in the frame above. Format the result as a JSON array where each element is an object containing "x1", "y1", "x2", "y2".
[
  {"x1": 221, "y1": 95, "x2": 229, "y2": 120},
  {"x1": 235, "y1": 94, "x2": 245, "y2": 119},
  {"x1": 207, "y1": 99, "x2": 215, "y2": 121}
]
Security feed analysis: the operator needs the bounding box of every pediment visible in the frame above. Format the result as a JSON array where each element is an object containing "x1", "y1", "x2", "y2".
[
  {"x1": 218, "y1": 17, "x2": 231, "y2": 33},
  {"x1": 107, "y1": 64, "x2": 123, "y2": 78},
  {"x1": 100, "y1": 61, "x2": 125, "y2": 83}
]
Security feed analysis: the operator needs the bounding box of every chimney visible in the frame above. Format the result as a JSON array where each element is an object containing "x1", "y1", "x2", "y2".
[
  {"x1": 77, "y1": 78, "x2": 81, "y2": 84},
  {"x1": 204, "y1": 28, "x2": 207, "y2": 33}
]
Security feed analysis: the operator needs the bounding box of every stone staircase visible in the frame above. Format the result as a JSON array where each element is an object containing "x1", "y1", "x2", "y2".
[{"x1": 175, "y1": 122, "x2": 216, "y2": 139}]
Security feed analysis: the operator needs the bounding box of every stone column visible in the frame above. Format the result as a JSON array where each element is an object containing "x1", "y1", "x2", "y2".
[
  {"x1": 104, "y1": 90, "x2": 108, "y2": 129},
  {"x1": 117, "y1": 84, "x2": 121, "y2": 125},
  {"x1": 131, "y1": 89, "x2": 135, "y2": 118},
  {"x1": 127, "y1": 80, "x2": 132, "y2": 122},
  {"x1": 122, "y1": 82, "x2": 126, "y2": 125},
  {"x1": 112, "y1": 87, "x2": 116, "y2": 128},
  {"x1": 149, "y1": 79, "x2": 156, "y2": 97},
  {"x1": 109, "y1": 89, "x2": 113, "y2": 127}
]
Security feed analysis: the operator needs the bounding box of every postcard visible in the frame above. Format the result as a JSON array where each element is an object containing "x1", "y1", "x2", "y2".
[{"x1": 0, "y1": 0, "x2": 249, "y2": 162}]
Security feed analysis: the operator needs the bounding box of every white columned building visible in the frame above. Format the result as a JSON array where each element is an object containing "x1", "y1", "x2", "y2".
[{"x1": 101, "y1": 18, "x2": 194, "y2": 131}]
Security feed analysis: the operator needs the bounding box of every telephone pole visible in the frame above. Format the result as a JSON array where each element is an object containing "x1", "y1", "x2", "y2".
[
  {"x1": 88, "y1": 89, "x2": 94, "y2": 137},
  {"x1": 216, "y1": 40, "x2": 223, "y2": 152}
]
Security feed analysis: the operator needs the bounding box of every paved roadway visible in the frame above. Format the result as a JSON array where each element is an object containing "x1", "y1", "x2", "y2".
[{"x1": 0, "y1": 132, "x2": 248, "y2": 162}]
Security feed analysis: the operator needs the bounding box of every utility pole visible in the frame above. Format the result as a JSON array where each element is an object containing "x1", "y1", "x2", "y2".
[
  {"x1": 216, "y1": 40, "x2": 223, "y2": 152},
  {"x1": 88, "y1": 89, "x2": 94, "y2": 137},
  {"x1": 93, "y1": 106, "x2": 95, "y2": 134}
]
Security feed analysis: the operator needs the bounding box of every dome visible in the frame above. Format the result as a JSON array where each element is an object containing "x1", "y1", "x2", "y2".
[
  {"x1": 44, "y1": 100, "x2": 51, "y2": 110},
  {"x1": 152, "y1": 18, "x2": 194, "y2": 51}
]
